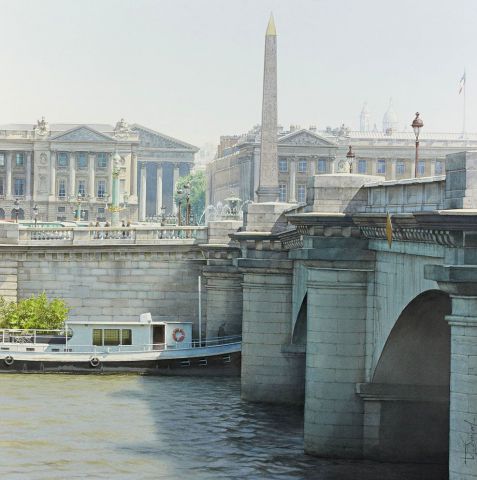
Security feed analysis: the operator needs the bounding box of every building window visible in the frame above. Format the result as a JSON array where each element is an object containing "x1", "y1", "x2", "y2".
[
  {"x1": 396, "y1": 161, "x2": 405, "y2": 175},
  {"x1": 120, "y1": 179, "x2": 126, "y2": 196},
  {"x1": 77, "y1": 152, "x2": 88, "y2": 169},
  {"x1": 377, "y1": 159, "x2": 386, "y2": 174},
  {"x1": 297, "y1": 184, "x2": 306, "y2": 203},
  {"x1": 78, "y1": 179, "x2": 86, "y2": 196},
  {"x1": 15, "y1": 153, "x2": 24, "y2": 167},
  {"x1": 92, "y1": 329, "x2": 103, "y2": 346},
  {"x1": 97, "y1": 179, "x2": 106, "y2": 198},
  {"x1": 435, "y1": 160, "x2": 443, "y2": 175},
  {"x1": 0, "y1": 178, "x2": 4, "y2": 196},
  {"x1": 417, "y1": 161, "x2": 425, "y2": 176},
  {"x1": 14, "y1": 178, "x2": 25, "y2": 196},
  {"x1": 0, "y1": 153, "x2": 5, "y2": 167},
  {"x1": 97, "y1": 153, "x2": 108, "y2": 169},
  {"x1": 278, "y1": 158, "x2": 288, "y2": 173},
  {"x1": 58, "y1": 179, "x2": 66, "y2": 198},
  {"x1": 297, "y1": 159, "x2": 307, "y2": 173},
  {"x1": 358, "y1": 159, "x2": 367, "y2": 174},
  {"x1": 58, "y1": 153, "x2": 69, "y2": 167},
  {"x1": 57, "y1": 206, "x2": 66, "y2": 213},
  {"x1": 278, "y1": 183, "x2": 287, "y2": 202},
  {"x1": 317, "y1": 159, "x2": 327, "y2": 173},
  {"x1": 57, "y1": 216, "x2": 67, "y2": 222}
]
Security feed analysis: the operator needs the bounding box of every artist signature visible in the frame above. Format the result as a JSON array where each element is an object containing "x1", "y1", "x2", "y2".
[{"x1": 463, "y1": 418, "x2": 477, "y2": 464}]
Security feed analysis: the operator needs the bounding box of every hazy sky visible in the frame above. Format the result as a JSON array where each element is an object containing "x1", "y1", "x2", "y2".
[{"x1": 0, "y1": 0, "x2": 475, "y2": 148}]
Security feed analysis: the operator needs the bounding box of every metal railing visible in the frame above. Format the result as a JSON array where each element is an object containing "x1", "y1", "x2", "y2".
[{"x1": 0, "y1": 330, "x2": 241, "y2": 354}]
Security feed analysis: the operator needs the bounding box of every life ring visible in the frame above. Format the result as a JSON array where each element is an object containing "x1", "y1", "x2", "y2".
[
  {"x1": 172, "y1": 328, "x2": 186, "y2": 343},
  {"x1": 4, "y1": 355, "x2": 14, "y2": 366},
  {"x1": 90, "y1": 357, "x2": 101, "y2": 368}
]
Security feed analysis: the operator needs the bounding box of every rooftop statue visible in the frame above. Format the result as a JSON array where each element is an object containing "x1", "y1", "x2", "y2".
[
  {"x1": 34, "y1": 116, "x2": 50, "y2": 137},
  {"x1": 114, "y1": 118, "x2": 131, "y2": 139}
]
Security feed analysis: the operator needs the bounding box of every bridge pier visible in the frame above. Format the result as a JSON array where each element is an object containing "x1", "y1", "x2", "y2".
[
  {"x1": 304, "y1": 266, "x2": 371, "y2": 458},
  {"x1": 426, "y1": 265, "x2": 477, "y2": 480},
  {"x1": 239, "y1": 258, "x2": 305, "y2": 404}
]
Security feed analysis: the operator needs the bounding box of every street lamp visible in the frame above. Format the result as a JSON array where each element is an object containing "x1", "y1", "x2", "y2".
[
  {"x1": 411, "y1": 112, "x2": 424, "y2": 178},
  {"x1": 176, "y1": 188, "x2": 184, "y2": 226},
  {"x1": 183, "y1": 182, "x2": 191, "y2": 226},
  {"x1": 346, "y1": 146, "x2": 355, "y2": 173},
  {"x1": 12, "y1": 198, "x2": 20, "y2": 223},
  {"x1": 32, "y1": 204, "x2": 39, "y2": 227}
]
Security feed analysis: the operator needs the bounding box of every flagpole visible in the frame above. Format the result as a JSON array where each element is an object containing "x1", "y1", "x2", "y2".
[{"x1": 463, "y1": 69, "x2": 467, "y2": 139}]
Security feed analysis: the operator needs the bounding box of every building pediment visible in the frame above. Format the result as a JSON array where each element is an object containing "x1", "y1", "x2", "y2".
[
  {"x1": 50, "y1": 126, "x2": 115, "y2": 143},
  {"x1": 132, "y1": 124, "x2": 198, "y2": 152},
  {"x1": 279, "y1": 129, "x2": 337, "y2": 147}
]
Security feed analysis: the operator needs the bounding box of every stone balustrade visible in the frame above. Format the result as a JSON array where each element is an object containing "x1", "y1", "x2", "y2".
[{"x1": 0, "y1": 223, "x2": 208, "y2": 245}]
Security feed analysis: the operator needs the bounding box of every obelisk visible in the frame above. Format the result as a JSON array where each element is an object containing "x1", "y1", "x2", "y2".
[{"x1": 256, "y1": 14, "x2": 279, "y2": 203}]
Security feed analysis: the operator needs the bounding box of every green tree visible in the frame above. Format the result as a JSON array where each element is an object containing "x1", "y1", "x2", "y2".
[
  {"x1": 174, "y1": 170, "x2": 206, "y2": 224},
  {"x1": 0, "y1": 293, "x2": 70, "y2": 330}
]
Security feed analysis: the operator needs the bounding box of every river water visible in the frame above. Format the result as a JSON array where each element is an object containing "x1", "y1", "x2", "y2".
[{"x1": 0, "y1": 375, "x2": 447, "y2": 480}]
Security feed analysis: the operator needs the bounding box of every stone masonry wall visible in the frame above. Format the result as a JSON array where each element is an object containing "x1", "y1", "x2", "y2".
[{"x1": 0, "y1": 245, "x2": 206, "y2": 336}]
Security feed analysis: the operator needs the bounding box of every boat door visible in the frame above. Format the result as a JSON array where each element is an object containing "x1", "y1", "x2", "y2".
[{"x1": 152, "y1": 324, "x2": 165, "y2": 350}]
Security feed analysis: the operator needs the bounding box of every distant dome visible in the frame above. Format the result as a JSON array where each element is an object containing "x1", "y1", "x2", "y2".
[{"x1": 383, "y1": 99, "x2": 399, "y2": 133}]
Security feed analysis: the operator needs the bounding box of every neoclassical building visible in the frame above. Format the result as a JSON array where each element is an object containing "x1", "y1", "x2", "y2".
[
  {"x1": 207, "y1": 124, "x2": 477, "y2": 205},
  {"x1": 0, "y1": 118, "x2": 197, "y2": 222}
]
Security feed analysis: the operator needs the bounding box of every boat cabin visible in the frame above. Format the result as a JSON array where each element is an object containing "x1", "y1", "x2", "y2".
[{"x1": 66, "y1": 316, "x2": 193, "y2": 351}]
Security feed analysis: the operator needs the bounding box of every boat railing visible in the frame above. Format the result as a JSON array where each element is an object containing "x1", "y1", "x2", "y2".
[
  {"x1": 0, "y1": 332, "x2": 241, "y2": 354},
  {"x1": 0, "y1": 329, "x2": 69, "y2": 344}
]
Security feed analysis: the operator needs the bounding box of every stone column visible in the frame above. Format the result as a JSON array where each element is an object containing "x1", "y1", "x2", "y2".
[
  {"x1": 6, "y1": 152, "x2": 12, "y2": 199},
  {"x1": 69, "y1": 153, "x2": 76, "y2": 196},
  {"x1": 25, "y1": 152, "x2": 32, "y2": 200},
  {"x1": 130, "y1": 151, "x2": 138, "y2": 200},
  {"x1": 49, "y1": 151, "x2": 56, "y2": 198},
  {"x1": 304, "y1": 267, "x2": 370, "y2": 458},
  {"x1": 156, "y1": 164, "x2": 163, "y2": 216},
  {"x1": 88, "y1": 153, "x2": 95, "y2": 199},
  {"x1": 390, "y1": 159, "x2": 397, "y2": 180},
  {"x1": 289, "y1": 157, "x2": 297, "y2": 203},
  {"x1": 139, "y1": 162, "x2": 147, "y2": 221},
  {"x1": 425, "y1": 264, "x2": 477, "y2": 480},
  {"x1": 173, "y1": 164, "x2": 180, "y2": 215},
  {"x1": 310, "y1": 157, "x2": 316, "y2": 176}
]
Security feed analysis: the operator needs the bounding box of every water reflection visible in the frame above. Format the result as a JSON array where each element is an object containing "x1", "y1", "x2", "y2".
[{"x1": 0, "y1": 375, "x2": 447, "y2": 480}]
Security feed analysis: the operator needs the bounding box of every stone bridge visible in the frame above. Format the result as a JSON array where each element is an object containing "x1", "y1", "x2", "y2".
[
  {"x1": 202, "y1": 151, "x2": 477, "y2": 480},
  {"x1": 1, "y1": 151, "x2": 476, "y2": 479}
]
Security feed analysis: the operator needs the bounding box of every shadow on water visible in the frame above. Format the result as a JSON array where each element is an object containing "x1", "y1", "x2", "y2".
[
  {"x1": 0, "y1": 374, "x2": 448, "y2": 480},
  {"x1": 133, "y1": 376, "x2": 448, "y2": 480}
]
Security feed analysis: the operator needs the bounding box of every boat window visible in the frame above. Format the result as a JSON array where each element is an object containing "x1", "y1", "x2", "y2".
[
  {"x1": 104, "y1": 329, "x2": 120, "y2": 346},
  {"x1": 121, "y1": 329, "x2": 132, "y2": 346},
  {"x1": 92, "y1": 329, "x2": 103, "y2": 346}
]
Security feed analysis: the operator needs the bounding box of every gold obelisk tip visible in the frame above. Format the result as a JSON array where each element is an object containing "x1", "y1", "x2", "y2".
[{"x1": 266, "y1": 13, "x2": 276, "y2": 36}]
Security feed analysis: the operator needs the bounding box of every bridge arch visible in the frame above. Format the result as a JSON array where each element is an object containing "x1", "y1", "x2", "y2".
[
  {"x1": 359, "y1": 289, "x2": 450, "y2": 463},
  {"x1": 292, "y1": 293, "x2": 307, "y2": 345}
]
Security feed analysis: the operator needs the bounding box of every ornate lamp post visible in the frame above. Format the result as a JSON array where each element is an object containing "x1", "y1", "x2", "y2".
[
  {"x1": 346, "y1": 146, "x2": 355, "y2": 173},
  {"x1": 176, "y1": 188, "x2": 184, "y2": 226},
  {"x1": 411, "y1": 112, "x2": 424, "y2": 178},
  {"x1": 32, "y1": 204, "x2": 39, "y2": 227},
  {"x1": 69, "y1": 193, "x2": 87, "y2": 222},
  {"x1": 12, "y1": 198, "x2": 20, "y2": 223},
  {"x1": 184, "y1": 182, "x2": 191, "y2": 226}
]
